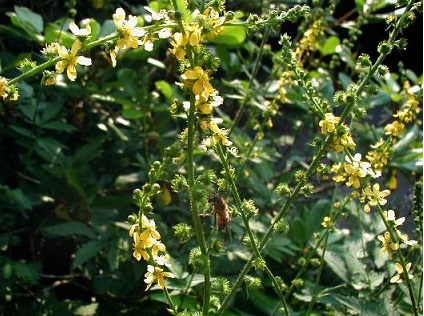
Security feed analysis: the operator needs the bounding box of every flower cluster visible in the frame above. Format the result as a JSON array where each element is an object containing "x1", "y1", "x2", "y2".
[
  {"x1": 168, "y1": 7, "x2": 231, "y2": 148},
  {"x1": 295, "y1": 19, "x2": 324, "y2": 63},
  {"x1": 129, "y1": 214, "x2": 174, "y2": 290},
  {"x1": 376, "y1": 209, "x2": 417, "y2": 283},
  {"x1": 319, "y1": 112, "x2": 356, "y2": 152},
  {"x1": 330, "y1": 153, "x2": 380, "y2": 190},
  {"x1": 0, "y1": 77, "x2": 19, "y2": 101},
  {"x1": 367, "y1": 82, "x2": 421, "y2": 174},
  {"x1": 318, "y1": 80, "x2": 420, "y2": 291}
]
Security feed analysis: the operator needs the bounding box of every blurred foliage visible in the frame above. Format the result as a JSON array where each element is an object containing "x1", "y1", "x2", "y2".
[{"x1": 0, "y1": 0, "x2": 422, "y2": 315}]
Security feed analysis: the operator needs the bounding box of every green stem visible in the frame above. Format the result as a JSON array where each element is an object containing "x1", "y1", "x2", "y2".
[
  {"x1": 186, "y1": 93, "x2": 211, "y2": 316},
  {"x1": 217, "y1": 134, "x2": 333, "y2": 315},
  {"x1": 375, "y1": 204, "x2": 419, "y2": 316},
  {"x1": 163, "y1": 286, "x2": 178, "y2": 315},
  {"x1": 218, "y1": 2, "x2": 418, "y2": 310},
  {"x1": 229, "y1": 27, "x2": 270, "y2": 136},
  {"x1": 216, "y1": 143, "x2": 287, "y2": 307},
  {"x1": 8, "y1": 58, "x2": 59, "y2": 85}
]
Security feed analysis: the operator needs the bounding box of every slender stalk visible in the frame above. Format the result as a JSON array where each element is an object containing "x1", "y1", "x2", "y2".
[
  {"x1": 186, "y1": 93, "x2": 211, "y2": 316},
  {"x1": 375, "y1": 204, "x2": 419, "y2": 316},
  {"x1": 229, "y1": 27, "x2": 270, "y2": 135},
  {"x1": 218, "y1": 2, "x2": 418, "y2": 312},
  {"x1": 163, "y1": 286, "x2": 178, "y2": 315}
]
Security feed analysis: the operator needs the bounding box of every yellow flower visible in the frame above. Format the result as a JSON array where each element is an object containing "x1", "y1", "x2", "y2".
[
  {"x1": 129, "y1": 223, "x2": 138, "y2": 237},
  {"x1": 0, "y1": 77, "x2": 7, "y2": 99},
  {"x1": 0, "y1": 78, "x2": 19, "y2": 101},
  {"x1": 182, "y1": 66, "x2": 214, "y2": 97},
  {"x1": 377, "y1": 231, "x2": 399, "y2": 259},
  {"x1": 331, "y1": 127, "x2": 356, "y2": 152},
  {"x1": 113, "y1": 8, "x2": 146, "y2": 49},
  {"x1": 343, "y1": 154, "x2": 370, "y2": 188},
  {"x1": 362, "y1": 183, "x2": 390, "y2": 210},
  {"x1": 144, "y1": 264, "x2": 174, "y2": 291},
  {"x1": 140, "y1": 214, "x2": 161, "y2": 240},
  {"x1": 202, "y1": 121, "x2": 232, "y2": 147},
  {"x1": 132, "y1": 231, "x2": 154, "y2": 261},
  {"x1": 390, "y1": 262, "x2": 413, "y2": 284},
  {"x1": 396, "y1": 231, "x2": 418, "y2": 246},
  {"x1": 169, "y1": 32, "x2": 189, "y2": 61},
  {"x1": 195, "y1": 7, "x2": 225, "y2": 40},
  {"x1": 384, "y1": 120, "x2": 404, "y2": 137},
  {"x1": 154, "y1": 253, "x2": 171, "y2": 267},
  {"x1": 319, "y1": 113, "x2": 339, "y2": 134},
  {"x1": 41, "y1": 42, "x2": 61, "y2": 58},
  {"x1": 321, "y1": 216, "x2": 332, "y2": 228},
  {"x1": 186, "y1": 24, "x2": 202, "y2": 46},
  {"x1": 55, "y1": 40, "x2": 92, "y2": 81},
  {"x1": 196, "y1": 90, "x2": 223, "y2": 114}
]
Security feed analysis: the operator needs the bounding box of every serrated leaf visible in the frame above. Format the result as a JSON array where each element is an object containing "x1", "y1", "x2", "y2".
[
  {"x1": 324, "y1": 250, "x2": 349, "y2": 282},
  {"x1": 73, "y1": 240, "x2": 103, "y2": 267},
  {"x1": 42, "y1": 221, "x2": 96, "y2": 239}
]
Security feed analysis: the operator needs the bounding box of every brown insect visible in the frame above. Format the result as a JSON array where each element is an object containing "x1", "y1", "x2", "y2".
[{"x1": 208, "y1": 193, "x2": 231, "y2": 231}]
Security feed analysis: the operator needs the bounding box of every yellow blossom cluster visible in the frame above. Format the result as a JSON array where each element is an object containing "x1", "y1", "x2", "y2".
[
  {"x1": 168, "y1": 8, "x2": 231, "y2": 148},
  {"x1": 376, "y1": 209, "x2": 417, "y2": 283},
  {"x1": 318, "y1": 112, "x2": 356, "y2": 152},
  {"x1": 295, "y1": 19, "x2": 324, "y2": 63},
  {"x1": 331, "y1": 153, "x2": 380, "y2": 190},
  {"x1": 0, "y1": 77, "x2": 19, "y2": 101},
  {"x1": 129, "y1": 214, "x2": 174, "y2": 290},
  {"x1": 200, "y1": 120, "x2": 232, "y2": 147},
  {"x1": 367, "y1": 84, "x2": 421, "y2": 173}
]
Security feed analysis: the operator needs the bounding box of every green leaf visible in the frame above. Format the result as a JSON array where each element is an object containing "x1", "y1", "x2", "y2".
[
  {"x1": 44, "y1": 21, "x2": 74, "y2": 46},
  {"x1": 39, "y1": 121, "x2": 78, "y2": 132},
  {"x1": 98, "y1": 20, "x2": 115, "y2": 38},
  {"x1": 155, "y1": 80, "x2": 174, "y2": 104},
  {"x1": 338, "y1": 72, "x2": 353, "y2": 89},
  {"x1": 0, "y1": 186, "x2": 32, "y2": 211},
  {"x1": 13, "y1": 261, "x2": 40, "y2": 285},
  {"x1": 324, "y1": 249, "x2": 349, "y2": 282},
  {"x1": 86, "y1": 19, "x2": 100, "y2": 42},
  {"x1": 73, "y1": 240, "x2": 103, "y2": 267},
  {"x1": 249, "y1": 289, "x2": 280, "y2": 315},
  {"x1": 213, "y1": 25, "x2": 246, "y2": 46},
  {"x1": 72, "y1": 141, "x2": 104, "y2": 167},
  {"x1": 122, "y1": 109, "x2": 144, "y2": 119},
  {"x1": 42, "y1": 221, "x2": 96, "y2": 239},
  {"x1": 66, "y1": 168, "x2": 88, "y2": 202},
  {"x1": 34, "y1": 137, "x2": 67, "y2": 165},
  {"x1": 117, "y1": 68, "x2": 139, "y2": 98},
  {"x1": 319, "y1": 36, "x2": 340, "y2": 56},
  {"x1": 14, "y1": 6, "x2": 43, "y2": 33}
]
